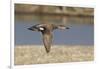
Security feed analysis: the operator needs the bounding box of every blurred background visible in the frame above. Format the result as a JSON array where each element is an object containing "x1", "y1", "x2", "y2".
[{"x1": 15, "y1": 4, "x2": 94, "y2": 46}]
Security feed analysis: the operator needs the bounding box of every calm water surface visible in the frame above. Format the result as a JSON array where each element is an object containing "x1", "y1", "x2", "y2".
[{"x1": 15, "y1": 14, "x2": 94, "y2": 46}]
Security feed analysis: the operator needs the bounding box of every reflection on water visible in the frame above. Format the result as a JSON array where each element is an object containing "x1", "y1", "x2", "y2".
[{"x1": 15, "y1": 14, "x2": 94, "y2": 45}]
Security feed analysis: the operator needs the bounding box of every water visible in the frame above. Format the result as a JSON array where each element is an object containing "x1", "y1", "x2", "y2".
[{"x1": 15, "y1": 14, "x2": 94, "y2": 45}]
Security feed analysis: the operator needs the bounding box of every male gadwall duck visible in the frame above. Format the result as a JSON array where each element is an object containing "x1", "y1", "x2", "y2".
[{"x1": 28, "y1": 23, "x2": 70, "y2": 53}]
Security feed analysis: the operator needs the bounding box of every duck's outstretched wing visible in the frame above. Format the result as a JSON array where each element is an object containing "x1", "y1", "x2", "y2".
[
  {"x1": 52, "y1": 24, "x2": 70, "y2": 30},
  {"x1": 42, "y1": 33, "x2": 52, "y2": 53},
  {"x1": 57, "y1": 25, "x2": 70, "y2": 29}
]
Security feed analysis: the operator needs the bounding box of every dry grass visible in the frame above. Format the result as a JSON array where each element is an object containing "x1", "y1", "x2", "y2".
[{"x1": 14, "y1": 45, "x2": 94, "y2": 65}]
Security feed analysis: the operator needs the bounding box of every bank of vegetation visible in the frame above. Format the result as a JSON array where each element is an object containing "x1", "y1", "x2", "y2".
[{"x1": 15, "y1": 4, "x2": 94, "y2": 17}]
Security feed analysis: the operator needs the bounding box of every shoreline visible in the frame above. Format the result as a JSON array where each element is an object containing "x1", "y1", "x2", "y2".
[
  {"x1": 15, "y1": 44, "x2": 94, "y2": 46},
  {"x1": 14, "y1": 45, "x2": 94, "y2": 65}
]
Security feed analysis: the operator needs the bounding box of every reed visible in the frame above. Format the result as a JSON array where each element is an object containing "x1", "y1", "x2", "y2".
[{"x1": 14, "y1": 45, "x2": 94, "y2": 65}]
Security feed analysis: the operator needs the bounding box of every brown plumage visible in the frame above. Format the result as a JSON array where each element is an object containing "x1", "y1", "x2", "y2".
[{"x1": 28, "y1": 23, "x2": 70, "y2": 53}]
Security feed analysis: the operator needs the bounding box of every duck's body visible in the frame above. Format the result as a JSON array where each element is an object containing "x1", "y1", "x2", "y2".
[{"x1": 28, "y1": 23, "x2": 70, "y2": 53}]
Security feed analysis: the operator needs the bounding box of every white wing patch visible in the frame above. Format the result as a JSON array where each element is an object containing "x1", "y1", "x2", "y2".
[
  {"x1": 58, "y1": 26, "x2": 66, "y2": 30},
  {"x1": 39, "y1": 27, "x2": 44, "y2": 30}
]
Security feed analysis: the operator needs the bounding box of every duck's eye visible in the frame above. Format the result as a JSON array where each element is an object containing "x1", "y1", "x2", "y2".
[{"x1": 39, "y1": 27, "x2": 44, "y2": 30}]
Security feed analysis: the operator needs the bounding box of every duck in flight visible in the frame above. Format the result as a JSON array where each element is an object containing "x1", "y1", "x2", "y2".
[{"x1": 28, "y1": 23, "x2": 70, "y2": 53}]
